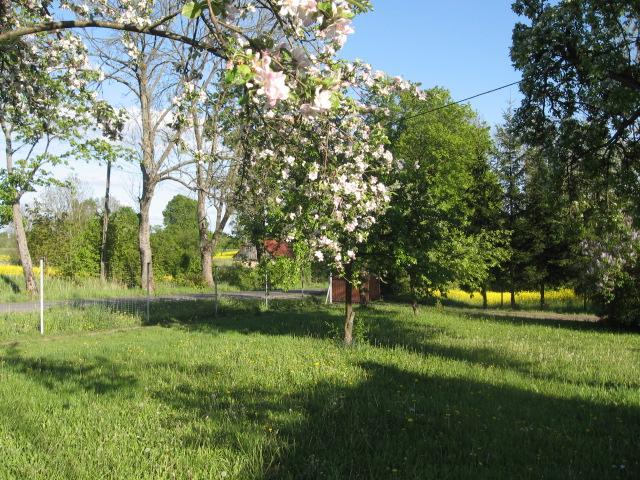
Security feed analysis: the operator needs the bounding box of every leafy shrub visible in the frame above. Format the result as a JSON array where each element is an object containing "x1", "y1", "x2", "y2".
[
  {"x1": 216, "y1": 264, "x2": 260, "y2": 290},
  {"x1": 581, "y1": 211, "x2": 640, "y2": 326},
  {"x1": 262, "y1": 257, "x2": 300, "y2": 292},
  {"x1": 106, "y1": 207, "x2": 140, "y2": 287},
  {"x1": 217, "y1": 257, "x2": 304, "y2": 291},
  {"x1": 593, "y1": 260, "x2": 640, "y2": 327}
]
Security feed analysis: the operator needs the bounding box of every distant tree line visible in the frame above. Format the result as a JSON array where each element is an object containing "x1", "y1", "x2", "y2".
[{"x1": 23, "y1": 182, "x2": 238, "y2": 288}]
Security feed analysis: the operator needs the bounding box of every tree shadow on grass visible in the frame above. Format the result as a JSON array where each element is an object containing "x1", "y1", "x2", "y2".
[
  {"x1": 446, "y1": 307, "x2": 638, "y2": 333},
  {"x1": 0, "y1": 344, "x2": 138, "y2": 396},
  {"x1": 0, "y1": 275, "x2": 20, "y2": 294},
  {"x1": 264, "y1": 361, "x2": 640, "y2": 479},
  {"x1": 141, "y1": 299, "x2": 640, "y2": 391},
  {"x1": 144, "y1": 358, "x2": 640, "y2": 478},
  {"x1": 435, "y1": 296, "x2": 593, "y2": 314},
  {"x1": 144, "y1": 296, "x2": 634, "y2": 339},
  {"x1": 145, "y1": 298, "x2": 343, "y2": 339}
]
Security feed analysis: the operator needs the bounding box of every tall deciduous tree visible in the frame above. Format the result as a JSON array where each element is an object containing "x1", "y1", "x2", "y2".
[
  {"x1": 167, "y1": 40, "x2": 238, "y2": 288},
  {"x1": 512, "y1": 0, "x2": 640, "y2": 182},
  {"x1": 88, "y1": 9, "x2": 191, "y2": 293},
  {"x1": 369, "y1": 88, "x2": 508, "y2": 311}
]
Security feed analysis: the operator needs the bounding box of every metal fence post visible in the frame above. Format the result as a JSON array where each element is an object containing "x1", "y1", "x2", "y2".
[
  {"x1": 39, "y1": 257, "x2": 44, "y2": 335},
  {"x1": 214, "y1": 266, "x2": 218, "y2": 317},
  {"x1": 330, "y1": 273, "x2": 333, "y2": 304},
  {"x1": 146, "y1": 262, "x2": 150, "y2": 324}
]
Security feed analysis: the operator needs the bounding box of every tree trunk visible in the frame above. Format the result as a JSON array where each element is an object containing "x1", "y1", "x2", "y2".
[
  {"x1": 509, "y1": 262, "x2": 516, "y2": 309},
  {"x1": 2, "y1": 121, "x2": 37, "y2": 294},
  {"x1": 138, "y1": 180, "x2": 155, "y2": 293},
  {"x1": 100, "y1": 160, "x2": 112, "y2": 282},
  {"x1": 540, "y1": 282, "x2": 545, "y2": 309},
  {"x1": 481, "y1": 285, "x2": 488, "y2": 309},
  {"x1": 409, "y1": 272, "x2": 418, "y2": 315},
  {"x1": 197, "y1": 186, "x2": 214, "y2": 287},
  {"x1": 344, "y1": 264, "x2": 355, "y2": 345},
  {"x1": 138, "y1": 67, "x2": 156, "y2": 293},
  {"x1": 200, "y1": 241, "x2": 214, "y2": 287},
  {"x1": 12, "y1": 203, "x2": 37, "y2": 294}
]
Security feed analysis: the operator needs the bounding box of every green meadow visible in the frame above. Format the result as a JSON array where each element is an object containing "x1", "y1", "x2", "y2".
[{"x1": 0, "y1": 300, "x2": 638, "y2": 479}]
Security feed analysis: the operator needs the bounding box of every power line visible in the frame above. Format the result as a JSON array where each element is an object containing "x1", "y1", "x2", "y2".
[{"x1": 402, "y1": 80, "x2": 522, "y2": 122}]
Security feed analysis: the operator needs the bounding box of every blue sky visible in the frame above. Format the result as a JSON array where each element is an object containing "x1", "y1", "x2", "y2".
[
  {"x1": 341, "y1": 0, "x2": 522, "y2": 126},
  {"x1": 9, "y1": 1, "x2": 525, "y2": 226}
]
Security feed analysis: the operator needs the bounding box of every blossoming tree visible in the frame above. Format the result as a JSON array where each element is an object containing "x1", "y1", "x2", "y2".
[
  {"x1": 1, "y1": 0, "x2": 421, "y2": 342},
  {"x1": 0, "y1": 2, "x2": 123, "y2": 293}
]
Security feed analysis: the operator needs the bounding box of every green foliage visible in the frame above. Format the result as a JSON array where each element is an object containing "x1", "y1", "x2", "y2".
[
  {"x1": 598, "y1": 264, "x2": 640, "y2": 327},
  {"x1": 371, "y1": 88, "x2": 507, "y2": 298},
  {"x1": 218, "y1": 257, "x2": 302, "y2": 292},
  {"x1": 65, "y1": 215, "x2": 101, "y2": 278},
  {"x1": 0, "y1": 232, "x2": 17, "y2": 263},
  {"x1": 579, "y1": 206, "x2": 640, "y2": 326},
  {"x1": 261, "y1": 256, "x2": 300, "y2": 292},
  {"x1": 215, "y1": 232, "x2": 241, "y2": 251},
  {"x1": 152, "y1": 195, "x2": 201, "y2": 285},
  {"x1": 491, "y1": 104, "x2": 583, "y2": 305},
  {"x1": 182, "y1": 0, "x2": 227, "y2": 19},
  {"x1": 181, "y1": 1, "x2": 205, "y2": 19},
  {"x1": 510, "y1": 2, "x2": 640, "y2": 315},
  {"x1": 106, "y1": 207, "x2": 140, "y2": 287},
  {"x1": 216, "y1": 264, "x2": 259, "y2": 291},
  {"x1": 26, "y1": 183, "x2": 102, "y2": 278},
  {"x1": 511, "y1": 0, "x2": 640, "y2": 194}
]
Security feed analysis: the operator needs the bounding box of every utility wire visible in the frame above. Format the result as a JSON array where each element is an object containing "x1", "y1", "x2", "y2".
[{"x1": 402, "y1": 80, "x2": 522, "y2": 122}]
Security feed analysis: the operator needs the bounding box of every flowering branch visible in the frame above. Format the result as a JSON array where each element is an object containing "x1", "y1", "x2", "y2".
[{"x1": 0, "y1": 20, "x2": 226, "y2": 58}]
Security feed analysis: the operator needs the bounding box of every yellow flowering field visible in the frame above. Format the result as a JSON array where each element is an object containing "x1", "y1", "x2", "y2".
[
  {"x1": 439, "y1": 288, "x2": 579, "y2": 308},
  {"x1": 0, "y1": 264, "x2": 57, "y2": 277},
  {"x1": 212, "y1": 249, "x2": 239, "y2": 260}
]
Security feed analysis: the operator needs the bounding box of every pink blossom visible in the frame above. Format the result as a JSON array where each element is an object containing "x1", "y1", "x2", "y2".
[
  {"x1": 320, "y1": 18, "x2": 355, "y2": 47},
  {"x1": 278, "y1": 0, "x2": 318, "y2": 26},
  {"x1": 252, "y1": 53, "x2": 290, "y2": 107},
  {"x1": 313, "y1": 87, "x2": 333, "y2": 111},
  {"x1": 297, "y1": 0, "x2": 318, "y2": 25},
  {"x1": 308, "y1": 163, "x2": 319, "y2": 181},
  {"x1": 291, "y1": 46, "x2": 312, "y2": 69}
]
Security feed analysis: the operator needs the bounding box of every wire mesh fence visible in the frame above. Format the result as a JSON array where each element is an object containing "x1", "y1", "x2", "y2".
[{"x1": 0, "y1": 259, "x2": 333, "y2": 342}]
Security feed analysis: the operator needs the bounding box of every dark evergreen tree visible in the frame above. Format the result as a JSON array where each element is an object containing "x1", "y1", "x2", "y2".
[{"x1": 492, "y1": 105, "x2": 529, "y2": 307}]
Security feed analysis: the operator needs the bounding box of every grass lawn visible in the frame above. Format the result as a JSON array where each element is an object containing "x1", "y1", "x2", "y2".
[{"x1": 0, "y1": 300, "x2": 638, "y2": 479}]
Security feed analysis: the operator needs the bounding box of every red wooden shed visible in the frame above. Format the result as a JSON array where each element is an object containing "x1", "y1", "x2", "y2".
[{"x1": 331, "y1": 275, "x2": 381, "y2": 303}]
